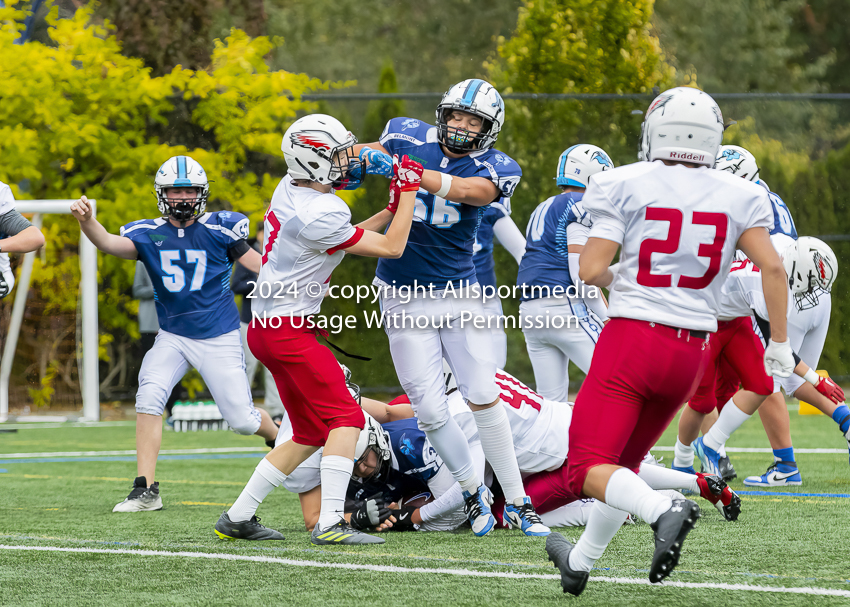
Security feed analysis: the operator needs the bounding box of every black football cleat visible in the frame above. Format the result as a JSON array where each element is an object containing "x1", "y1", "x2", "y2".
[
  {"x1": 545, "y1": 532, "x2": 589, "y2": 596},
  {"x1": 649, "y1": 499, "x2": 700, "y2": 584},
  {"x1": 214, "y1": 511, "x2": 284, "y2": 541}
]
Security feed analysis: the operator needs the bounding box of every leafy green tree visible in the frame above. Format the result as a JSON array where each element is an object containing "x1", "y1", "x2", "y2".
[{"x1": 0, "y1": 1, "x2": 329, "y2": 403}]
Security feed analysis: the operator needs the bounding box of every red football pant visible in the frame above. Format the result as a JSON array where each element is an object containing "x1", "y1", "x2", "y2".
[
  {"x1": 688, "y1": 316, "x2": 772, "y2": 414},
  {"x1": 248, "y1": 317, "x2": 364, "y2": 447},
  {"x1": 566, "y1": 318, "x2": 710, "y2": 498}
]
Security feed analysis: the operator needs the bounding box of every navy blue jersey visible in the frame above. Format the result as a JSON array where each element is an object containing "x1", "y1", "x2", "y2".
[
  {"x1": 121, "y1": 212, "x2": 250, "y2": 339},
  {"x1": 472, "y1": 199, "x2": 511, "y2": 288},
  {"x1": 376, "y1": 117, "x2": 522, "y2": 287},
  {"x1": 516, "y1": 192, "x2": 590, "y2": 301},
  {"x1": 767, "y1": 190, "x2": 798, "y2": 239}
]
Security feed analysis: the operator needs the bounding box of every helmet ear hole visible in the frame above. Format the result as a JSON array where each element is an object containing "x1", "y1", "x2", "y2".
[{"x1": 308, "y1": 162, "x2": 320, "y2": 169}]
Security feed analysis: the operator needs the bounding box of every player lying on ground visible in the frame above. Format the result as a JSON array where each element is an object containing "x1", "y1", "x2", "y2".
[
  {"x1": 545, "y1": 87, "x2": 794, "y2": 596},
  {"x1": 517, "y1": 144, "x2": 612, "y2": 402},
  {"x1": 215, "y1": 114, "x2": 425, "y2": 546},
  {"x1": 356, "y1": 369, "x2": 740, "y2": 533},
  {"x1": 0, "y1": 181, "x2": 46, "y2": 298},
  {"x1": 71, "y1": 156, "x2": 280, "y2": 512}
]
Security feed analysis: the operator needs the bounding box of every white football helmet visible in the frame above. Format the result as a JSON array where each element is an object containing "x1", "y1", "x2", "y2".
[
  {"x1": 154, "y1": 156, "x2": 209, "y2": 221},
  {"x1": 782, "y1": 237, "x2": 838, "y2": 310},
  {"x1": 436, "y1": 79, "x2": 505, "y2": 153},
  {"x1": 353, "y1": 413, "x2": 392, "y2": 482},
  {"x1": 715, "y1": 145, "x2": 760, "y2": 182},
  {"x1": 638, "y1": 87, "x2": 724, "y2": 167},
  {"x1": 281, "y1": 114, "x2": 362, "y2": 189},
  {"x1": 555, "y1": 144, "x2": 614, "y2": 188}
]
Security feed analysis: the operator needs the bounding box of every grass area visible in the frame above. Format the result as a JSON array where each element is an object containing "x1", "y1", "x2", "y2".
[{"x1": 1, "y1": 408, "x2": 849, "y2": 606}]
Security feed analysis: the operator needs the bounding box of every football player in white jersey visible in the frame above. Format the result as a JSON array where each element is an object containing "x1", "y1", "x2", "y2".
[
  {"x1": 353, "y1": 79, "x2": 548, "y2": 538},
  {"x1": 545, "y1": 87, "x2": 794, "y2": 595},
  {"x1": 71, "y1": 157, "x2": 281, "y2": 512},
  {"x1": 214, "y1": 114, "x2": 425, "y2": 546},
  {"x1": 0, "y1": 181, "x2": 46, "y2": 298},
  {"x1": 516, "y1": 144, "x2": 612, "y2": 401}
]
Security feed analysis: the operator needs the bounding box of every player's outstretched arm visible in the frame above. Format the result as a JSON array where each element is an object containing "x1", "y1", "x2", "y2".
[
  {"x1": 235, "y1": 247, "x2": 261, "y2": 274},
  {"x1": 360, "y1": 396, "x2": 415, "y2": 424},
  {"x1": 356, "y1": 208, "x2": 394, "y2": 233},
  {"x1": 343, "y1": 156, "x2": 422, "y2": 259},
  {"x1": 70, "y1": 196, "x2": 138, "y2": 260},
  {"x1": 578, "y1": 237, "x2": 621, "y2": 287},
  {"x1": 0, "y1": 216, "x2": 44, "y2": 253},
  {"x1": 419, "y1": 171, "x2": 499, "y2": 207}
]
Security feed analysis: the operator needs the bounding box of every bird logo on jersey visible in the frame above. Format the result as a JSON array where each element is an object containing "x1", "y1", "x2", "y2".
[
  {"x1": 399, "y1": 435, "x2": 415, "y2": 456},
  {"x1": 401, "y1": 119, "x2": 421, "y2": 131}
]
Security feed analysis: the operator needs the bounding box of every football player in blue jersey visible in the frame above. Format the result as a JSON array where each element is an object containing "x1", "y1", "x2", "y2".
[
  {"x1": 71, "y1": 156, "x2": 280, "y2": 512},
  {"x1": 353, "y1": 78, "x2": 548, "y2": 537},
  {"x1": 472, "y1": 197, "x2": 526, "y2": 369},
  {"x1": 516, "y1": 144, "x2": 612, "y2": 402}
]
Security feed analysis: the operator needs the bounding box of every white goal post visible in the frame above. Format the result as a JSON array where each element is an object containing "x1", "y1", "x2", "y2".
[{"x1": 0, "y1": 200, "x2": 99, "y2": 423}]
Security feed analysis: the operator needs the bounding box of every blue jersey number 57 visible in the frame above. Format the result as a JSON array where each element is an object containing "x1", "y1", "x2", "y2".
[{"x1": 160, "y1": 249, "x2": 207, "y2": 292}]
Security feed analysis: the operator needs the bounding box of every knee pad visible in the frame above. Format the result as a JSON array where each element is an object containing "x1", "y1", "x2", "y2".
[
  {"x1": 227, "y1": 409, "x2": 262, "y2": 436},
  {"x1": 414, "y1": 404, "x2": 450, "y2": 433}
]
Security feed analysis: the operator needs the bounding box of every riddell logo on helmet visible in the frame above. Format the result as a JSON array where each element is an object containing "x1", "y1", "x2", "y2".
[{"x1": 669, "y1": 151, "x2": 706, "y2": 162}]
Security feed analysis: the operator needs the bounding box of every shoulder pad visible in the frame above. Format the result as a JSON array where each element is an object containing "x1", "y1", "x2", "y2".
[
  {"x1": 120, "y1": 218, "x2": 165, "y2": 238},
  {"x1": 200, "y1": 211, "x2": 250, "y2": 241}
]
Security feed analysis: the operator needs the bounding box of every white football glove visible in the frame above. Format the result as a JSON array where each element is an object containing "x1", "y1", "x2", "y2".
[
  {"x1": 0, "y1": 269, "x2": 14, "y2": 299},
  {"x1": 764, "y1": 338, "x2": 795, "y2": 378}
]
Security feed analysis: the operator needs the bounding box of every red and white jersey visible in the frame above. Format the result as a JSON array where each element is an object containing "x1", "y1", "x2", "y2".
[
  {"x1": 718, "y1": 254, "x2": 793, "y2": 322},
  {"x1": 583, "y1": 161, "x2": 773, "y2": 332},
  {"x1": 449, "y1": 369, "x2": 572, "y2": 473},
  {"x1": 253, "y1": 176, "x2": 364, "y2": 317}
]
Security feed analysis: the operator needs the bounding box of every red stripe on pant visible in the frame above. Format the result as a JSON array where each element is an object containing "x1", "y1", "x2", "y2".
[
  {"x1": 248, "y1": 316, "x2": 365, "y2": 447},
  {"x1": 566, "y1": 318, "x2": 710, "y2": 499},
  {"x1": 688, "y1": 316, "x2": 772, "y2": 414}
]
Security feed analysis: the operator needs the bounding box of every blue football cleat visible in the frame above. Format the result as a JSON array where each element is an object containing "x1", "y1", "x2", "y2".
[
  {"x1": 463, "y1": 485, "x2": 496, "y2": 537},
  {"x1": 743, "y1": 461, "x2": 802, "y2": 487},
  {"x1": 692, "y1": 437, "x2": 722, "y2": 477},
  {"x1": 503, "y1": 497, "x2": 550, "y2": 537}
]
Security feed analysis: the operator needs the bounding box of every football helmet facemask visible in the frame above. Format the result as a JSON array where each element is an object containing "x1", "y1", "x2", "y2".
[
  {"x1": 436, "y1": 79, "x2": 505, "y2": 154},
  {"x1": 282, "y1": 114, "x2": 362, "y2": 190},
  {"x1": 352, "y1": 413, "x2": 392, "y2": 483},
  {"x1": 154, "y1": 156, "x2": 209, "y2": 221},
  {"x1": 782, "y1": 237, "x2": 838, "y2": 310}
]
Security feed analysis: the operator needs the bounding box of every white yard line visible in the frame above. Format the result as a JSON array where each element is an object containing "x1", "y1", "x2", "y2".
[
  {"x1": 1, "y1": 545, "x2": 848, "y2": 598},
  {"x1": 652, "y1": 446, "x2": 846, "y2": 454},
  {"x1": 0, "y1": 447, "x2": 263, "y2": 458}
]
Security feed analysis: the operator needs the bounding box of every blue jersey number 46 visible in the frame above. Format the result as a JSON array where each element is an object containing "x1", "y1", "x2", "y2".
[{"x1": 160, "y1": 249, "x2": 208, "y2": 292}]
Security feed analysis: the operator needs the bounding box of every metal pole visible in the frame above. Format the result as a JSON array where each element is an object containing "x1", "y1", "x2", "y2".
[
  {"x1": 0, "y1": 214, "x2": 41, "y2": 422},
  {"x1": 79, "y1": 200, "x2": 99, "y2": 421}
]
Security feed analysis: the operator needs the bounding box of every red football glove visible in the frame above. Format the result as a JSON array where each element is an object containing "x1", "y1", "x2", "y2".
[
  {"x1": 394, "y1": 154, "x2": 424, "y2": 192},
  {"x1": 815, "y1": 376, "x2": 845, "y2": 404},
  {"x1": 386, "y1": 178, "x2": 401, "y2": 214}
]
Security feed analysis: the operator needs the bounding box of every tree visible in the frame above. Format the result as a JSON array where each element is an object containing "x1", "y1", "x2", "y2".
[{"x1": 0, "y1": 1, "x2": 329, "y2": 404}]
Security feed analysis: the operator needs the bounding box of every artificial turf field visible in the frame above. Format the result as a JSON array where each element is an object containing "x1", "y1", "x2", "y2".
[{"x1": 1, "y1": 407, "x2": 849, "y2": 607}]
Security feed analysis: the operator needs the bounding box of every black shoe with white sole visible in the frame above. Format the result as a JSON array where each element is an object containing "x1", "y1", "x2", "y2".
[
  {"x1": 649, "y1": 499, "x2": 701, "y2": 583},
  {"x1": 545, "y1": 532, "x2": 590, "y2": 596}
]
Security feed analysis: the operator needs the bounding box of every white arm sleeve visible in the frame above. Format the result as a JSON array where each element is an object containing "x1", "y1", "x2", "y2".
[{"x1": 492, "y1": 215, "x2": 526, "y2": 263}]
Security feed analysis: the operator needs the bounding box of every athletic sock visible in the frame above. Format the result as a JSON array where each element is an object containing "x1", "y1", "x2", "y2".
[
  {"x1": 568, "y1": 501, "x2": 629, "y2": 572},
  {"x1": 424, "y1": 417, "x2": 480, "y2": 493},
  {"x1": 673, "y1": 438, "x2": 695, "y2": 469},
  {"x1": 317, "y1": 455, "x2": 354, "y2": 530},
  {"x1": 718, "y1": 444, "x2": 728, "y2": 458},
  {"x1": 473, "y1": 402, "x2": 525, "y2": 501},
  {"x1": 703, "y1": 399, "x2": 750, "y2": 452},
  {"x1": 773, "y1": 447, "x2": 796, "y2": 470},
  {"x1": 832, "y1": 404, "x2": 850, "y2": 434},
  {"x1": 227, "y1": 458, "x2": 287, "y2": 522},
  {"x1": 603, "y1": 468, "x2": 672, "y2": 525},
  {"x1": 638, "y1": 462, "x2": 700, "y2": 494}
]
